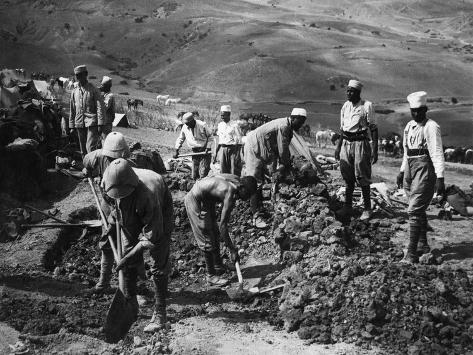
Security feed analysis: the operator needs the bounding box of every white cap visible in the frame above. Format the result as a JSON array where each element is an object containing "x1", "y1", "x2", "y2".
[
  {"x1": 101, "y1": 76, "x2": 112, "y2": 85},
  {"x1": 291, "y1": 108, "x2": 307, "y2": 117},
  {"x1": 348, "y1": 79, "x2": 363, "y2": 91},
  {"x1": 407, "y1": 91, "x2": 427, "y2": 109},
  {"x1": 220, "y1": 105, "x2": 231, "y2": 113},
  {"x1": 182, "y1": 112, "x2": 194, "y2": 124}
]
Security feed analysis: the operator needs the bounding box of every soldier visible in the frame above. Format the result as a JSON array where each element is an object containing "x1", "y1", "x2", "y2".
[
  {"x1": 99, "y1": 76, "x2": 115, "y2": 144},
  {"x1": 335, "y1": 79, "x2": 378, "y2": 221},
  {"x1": 214, "y1": 105, "x2": 242, "y2": 175},
  {"x1": 173, "y1": 112, "x2": 213, "y2": 179},
  {"x1": 103, "y1": 159, "x2": 173, "y2": 331},
  {"x1": 397, "y1": 91, "x2": 445, "y2": 263},
  {"x1": 69, "y1": 65, "x2": 105, "y2": 155}
]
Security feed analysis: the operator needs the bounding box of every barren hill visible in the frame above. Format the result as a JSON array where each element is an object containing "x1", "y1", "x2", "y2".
[{"x1": 1, "y1": 0, "x2": 473, "y2": 142}]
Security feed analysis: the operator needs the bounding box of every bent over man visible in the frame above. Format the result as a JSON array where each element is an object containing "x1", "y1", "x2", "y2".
[
  {"x1": 243, "y1": 108, "x2": 306, "y2": 222},
  {"x1": 335, "y1": 79, "x2": 378, "y2": 221},
  {"x1": 102, "y1": 159, "x2": 173, "y2": 332},
  {"x1": 82, "y1": 132, "x2": 130, "y2": 293},
  {"x1": 69, "y1": 65, "x2": 105, "y2": 155},
  {"x1": 173, "y1": 112, "x2": 213, "y2": 179},
  {"x1": 184, "y1": 174, "x2": 257, "y2": 286},
  {"x1": 397, "y1": 91, "x2": 445, "y2": 264}
]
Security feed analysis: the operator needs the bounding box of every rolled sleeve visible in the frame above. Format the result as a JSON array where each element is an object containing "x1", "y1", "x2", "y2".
[{"x1": 175, "y1": 128, "x2": 186, "y2": 150}]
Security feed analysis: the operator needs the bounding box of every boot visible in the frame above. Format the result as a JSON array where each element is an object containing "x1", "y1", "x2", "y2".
[
  {"x1": 360, "y1": 186, "x2": 372, "y2": 221},
  {"x1": 144, "y1": 275, "x2": 168, "y2": 333},
  {"x1": 123, "y1": 267, "x2": 139, "y2": 321},
  {"x1": 336, "y1": 204, "x2": 354, "y2": 218},
  {"x1": 204, "y1": 250, "x2": 228, "y2": 286},
  {"x1": 401, "y1": 217, "x2": 420, "y2": 264},
  {"x1": 204, "y1": 250, "x2": 216, "y2": 275},
  {"x1": 212, "y1": 249, "x2": 226, "y2": 276},
  {"x1": 417, "y1": 215, "x2": 431, "y2": 255},
  {"x1": 85, "y1": 249, "x2": 113, "y2": 295}
]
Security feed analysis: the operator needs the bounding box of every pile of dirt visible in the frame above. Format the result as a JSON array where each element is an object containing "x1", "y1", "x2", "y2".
[{"x1": 261, "y1": 183, "x2": 473, "y2": 354}]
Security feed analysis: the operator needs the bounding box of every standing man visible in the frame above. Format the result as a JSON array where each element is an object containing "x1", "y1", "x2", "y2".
[
  {"x1": 397, "y1": 91, "x2": 445, "y2": 263},
  {"x1": 69, "y1": 65, "x2": 105, "y2": 155},
  {"x1": 173, "y1": 112, "x2": 213, "y2": 180},
  {"x1": 243, "y1": 108, "x2": 306, "y2": 225},
  {"x1": 214, "y1": 105, "x2": 242, "y2": 175},
  {"x1": 102, "y1": 159, "x2": 173, "y2": 332},
  {"x1": 335, "y1": 79, "x2": 378, "y2": 221},
  {"x1": 185, "y1": 174, "x2": 257, "y2": 285},
  {"x1": 99, "y1": 76, "x2": 115, "y2": 144},
  {"x1": 82, "y1": 132, "x2": 130, "y2": 293}
]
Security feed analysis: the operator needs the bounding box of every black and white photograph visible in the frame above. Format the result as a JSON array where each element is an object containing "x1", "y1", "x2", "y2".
[{"x1": 1, "y1": 1, "x2": 473, "y2": 354}]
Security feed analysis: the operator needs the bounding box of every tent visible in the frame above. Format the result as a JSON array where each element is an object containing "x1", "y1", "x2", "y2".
[{"x1": 113, "y1": 113, "x2": 129, "y2": 127}]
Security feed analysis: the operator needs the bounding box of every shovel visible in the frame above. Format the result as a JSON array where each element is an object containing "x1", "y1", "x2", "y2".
[
  {"x1": 87, "y1": 178, "x2": 135, "y2": 343},
  {"x1": 226, "y1": 261, "x2": 250, "y2": 301},
  {"x1": 103, "y1": 203, "x2": 137, "y2": 343}
]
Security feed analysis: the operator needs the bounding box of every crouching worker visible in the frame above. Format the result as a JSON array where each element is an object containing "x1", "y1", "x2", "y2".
[
  {"x1": 184, "y1": 174, "x2": 257, "y2": 286},
  {"x1": 82, "y1": 131, "x2": 130, "y2": 293},
  {"x1": 102, "y1": 158, "x2": 173, "y2": 332}
]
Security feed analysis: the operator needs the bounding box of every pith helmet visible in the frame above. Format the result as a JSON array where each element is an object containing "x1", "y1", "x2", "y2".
[
  {"x1": 102, "y1": 158, "x2": 138, "y2": 199},
  {"x1": 102, "y1": 132, "x2": 130, "y2": 159}
]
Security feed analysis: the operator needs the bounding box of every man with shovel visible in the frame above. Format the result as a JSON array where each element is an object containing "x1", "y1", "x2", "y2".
[
  {"x1": 173, "y1": 112, "x2": 213, "y2": 179},
  {"x1": 82, "y1": 131, "x2": 130, "y2": 293},
  {"x1": 102, "y1": 158, "x2": 173, "y2": 332},
  {"x1": 185, "y1": 174, "x2": 257, "y2": 286}
]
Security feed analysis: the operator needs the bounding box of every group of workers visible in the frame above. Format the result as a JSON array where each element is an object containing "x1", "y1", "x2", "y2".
[{"x1": 70, "y1": 62, "x2": 446, "y2": 333}]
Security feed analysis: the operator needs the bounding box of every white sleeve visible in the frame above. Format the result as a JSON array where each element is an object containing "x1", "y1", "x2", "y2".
[
  {"x1": 175, "y1": 127, "x2": 186, "y2": 150},
  {"x1": 366, "y1": 102, "x2": 377, "y2": 127},
  {"x1": 400, "y1": 125, "x2": 408, "y2": 173},
  {"x1": 425, "y1": 122, "x2": 445, "y2": 178}
]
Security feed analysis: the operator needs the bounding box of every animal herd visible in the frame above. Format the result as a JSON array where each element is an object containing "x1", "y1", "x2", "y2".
[{"x1": 156, "y1": 94, "x2": 181, "y2": 106}]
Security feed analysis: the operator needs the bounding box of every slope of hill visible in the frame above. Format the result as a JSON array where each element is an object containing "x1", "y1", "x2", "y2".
[{"x1": 1, "y1": 0, "x2": 473, "y2": 142}]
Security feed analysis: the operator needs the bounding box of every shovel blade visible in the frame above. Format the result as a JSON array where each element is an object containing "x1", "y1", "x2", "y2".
[
  {"x1": 103, "y1": 289, "x2": 136, "y2": 343},
  {"x1": 226, "y1": 283, "x2": 249, "y2": 301}
]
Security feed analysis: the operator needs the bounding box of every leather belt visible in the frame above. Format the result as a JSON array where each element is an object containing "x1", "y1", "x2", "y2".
[
  {"x1": 407, "y1": 148, "x2": 429, "y2": 157},
  {"x1": 342, "y1": 131, "x2": 368, "y2": 142}
]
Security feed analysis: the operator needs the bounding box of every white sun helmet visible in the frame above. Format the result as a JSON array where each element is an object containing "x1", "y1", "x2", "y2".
[
  {"x1": 102, "y1": 158, "x2": 138, "y2": 199},
  {"x1": 102, "y1": 132, "x2": 130, "y2": 159}
]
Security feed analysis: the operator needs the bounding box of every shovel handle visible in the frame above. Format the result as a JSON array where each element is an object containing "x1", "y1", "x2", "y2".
[
  {"x1": 24, "y1": 204, "x2": 70, "y2": 225},
  {"x1": 235, "y1": 261, "x2": 243, "y2": 284},
  {"x1": 87, "y1": 177, "x2": 119, "y2": 263},
  {"x1": 115, "y1": 202, "x2": 126, "y2": 293}
]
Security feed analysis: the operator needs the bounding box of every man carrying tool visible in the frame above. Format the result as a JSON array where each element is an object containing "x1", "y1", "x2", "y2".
[
  {"x1": 69, "y1": 65, "x2": 105, "y2": 155},
  {"x1": 185, "y1": 174, "x2": 258, "y2": 286},
  {"x1": 397, "y1": 91, "x2": 445, "y2": 264},
  {"x1": 99, "y1": 76, "x2": 115, "y2": 144},
  {"x1": 173, "y1": 112, "x2": 213, "y2": 180},
  {"x1": 82, "y1": 131, "x2": 130, "y2": 293},
  {"x1": 214, "y1": 105, "x2": 242, "y2": 175},
  {"x1": 335, "y1": 79, "x2": 378, "y2": 221},
  {"x1": 243, "y1": 108, "x2": 307, "y2": 227},
  {"x1": 102, "y1": 158, "x2": 173, "y2": 332}
]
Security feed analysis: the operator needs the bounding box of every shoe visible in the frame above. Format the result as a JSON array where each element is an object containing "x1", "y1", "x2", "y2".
[
  {"x1": 417, "y1": 242, "x2": 431, "y2": 256},
  {"x1": 400, "y1": 252, "x2": 418, "y2": 264},
  {"x1": 144, "y1": 308, "x2": 167, "y2": 333},
  {"x1": 360, "y1": 209, "x2": 373, "y2": 221},
  {"x1": 83, "y1": 283, "x2": 113, "y2": 295},
  {"x1": 207, "y1": 275, "x2": 230, "y2": 287},
  {"x1": 336, "y1": 205, "x2": 353, "y2": 217}
]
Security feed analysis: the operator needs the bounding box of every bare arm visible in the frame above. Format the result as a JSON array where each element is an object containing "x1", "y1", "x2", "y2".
[{"x1": 219, "y1": 189, "x2": 236, "y2": 251}]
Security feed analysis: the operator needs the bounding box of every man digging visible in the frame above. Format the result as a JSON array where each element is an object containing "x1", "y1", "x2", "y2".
[
  {"x1": 335, "y1": 79, "x2": 378, "y2": 221},
  {"x1": 82, "y1": 131, "x2": 130, "y2": 293},
  {"x1": 102, "y1": 158, "x2": 173, "y2": 332},
  {"x1": 243, "y1": 108, "x2": 307, "y2": 228},
  {"x1": 397, "y1": 91, "x2": 445, "y2": 263},
  {"x1": 173, "y1": 112, "x2": 213, "y2": 180},
  {"x1": 184, "y1": 174, "x2": 258, "y2": 286}
]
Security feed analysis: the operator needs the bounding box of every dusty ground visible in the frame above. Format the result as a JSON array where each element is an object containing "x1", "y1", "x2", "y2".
[{"x1": 1, "y1": 126, "x2": 473, "y2": 354}]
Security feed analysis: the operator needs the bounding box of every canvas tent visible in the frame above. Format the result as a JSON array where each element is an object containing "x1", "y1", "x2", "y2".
[{"x1": 113, "y1": 113, "x2": 129, "y2": 127}]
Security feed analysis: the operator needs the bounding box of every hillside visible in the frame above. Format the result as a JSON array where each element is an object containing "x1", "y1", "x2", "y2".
[{"x1": 1, "y1": 0, "x2": 473, "y2": 143}]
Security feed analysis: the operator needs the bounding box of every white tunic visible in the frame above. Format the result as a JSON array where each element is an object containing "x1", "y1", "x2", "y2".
[
  {"x1": 175, "y1": 119, "x2": 212, "y2": 149},
  {"x1": 340, "y1": 100, "x2": 376, "y2": 133},
  {"x1": 400, "y1": 119, "x2": 445, "y2": 178},
  {"x1": 217, "y1": 121, "x2": 240, "y2": 145}
]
